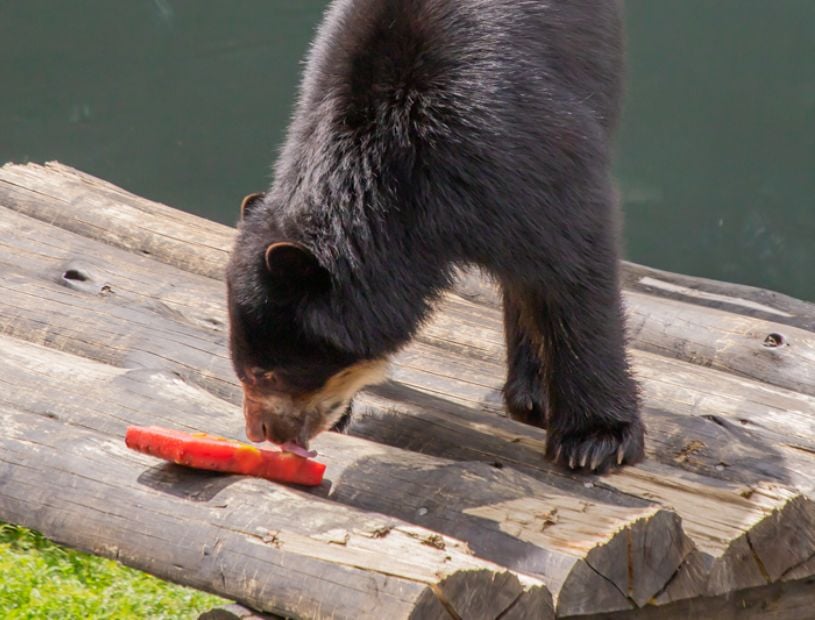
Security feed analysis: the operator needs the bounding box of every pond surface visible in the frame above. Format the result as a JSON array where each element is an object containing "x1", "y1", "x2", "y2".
[{"x1": 2, "y1": 0, "x2": 813, "y2": 300}]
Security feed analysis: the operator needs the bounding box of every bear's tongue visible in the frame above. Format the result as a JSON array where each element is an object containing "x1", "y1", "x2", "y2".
[{"x1": 280, "y1": 441, "x2": 318, "y2": 459}]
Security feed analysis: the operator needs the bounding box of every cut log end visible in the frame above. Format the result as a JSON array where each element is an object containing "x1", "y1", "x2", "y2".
[
  {"x1": 411, "y1": 570, "x2": 554, "y2": 620},
  {"x1": 708, "y1": 493, "x2": 815, "y2": 596},
  {"x1": 558, "y1": 509, "x2": 694, "y2": 615}
]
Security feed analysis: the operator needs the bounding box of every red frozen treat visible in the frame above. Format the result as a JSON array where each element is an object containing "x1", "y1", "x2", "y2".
[{"x1": 125, "y1": 425, "x2": 325, "y2": 486}]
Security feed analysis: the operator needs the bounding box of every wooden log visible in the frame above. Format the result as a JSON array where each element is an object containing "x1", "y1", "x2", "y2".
[
  {"x1": 783, "y1": 555, "x2": 815, "y2": 583},
  {"x1": 456, "y1": 263, "x2": 815, "y2": 334},
  {"x1": 0, "y1": 334, "x2": 553, "y2": 620},
  {"x1": 0, "y1": 208, "x2": 237, "y2": 401},
  {"x1": 625, "y1": 291, "x2": 815, "y2": 397},
  {"x1": 6, "y1": 162, "x2": 814, "y2": 333},
  {"x1": 353, "y1": 389, "x2": 815, "y2": 598},
  {"x1": 4, "y1": 198, "x2": 814, "y2": 491},
  {"x1": 0, "y1": 330, "x2": 679, "y2": 617},
  {"x1": 8, "y1": 181, "x2": 812, "y2": 484},
  {"x1": 428, "y1": 283, "x2": 815, "y2": 397},
  {"x1": 2, "y1": 162, "x2": 815, "y2": 617},
  {"x1": 0, "y1": 161, "x2": 233, "y2": 279},
  {"x1": 8, "y1": 191, "x2": 796, "y2": 502},
  {"x1": 621, "y1": 262, "x2": 815, "y2": 333},
  {"x1": 3, "y1": 161, "x2": 814, "y2": 397},
  {"x1": 575, "y1": 577, "x2": 815, "y2": 620},
  {"x1": 354, "y1": 311, "x2": 815, "y2": 605},
  {"x1": 382, "y1": 342, "x2": 815, "y2": 488}
]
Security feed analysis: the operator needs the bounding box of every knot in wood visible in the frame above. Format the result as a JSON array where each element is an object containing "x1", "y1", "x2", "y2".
[
  {"x1": 763, "y1": 333, "x2": 786, "y2": 348},
  {"x1": 63, "y1": 268, "x2": 89, "y2": 282}
]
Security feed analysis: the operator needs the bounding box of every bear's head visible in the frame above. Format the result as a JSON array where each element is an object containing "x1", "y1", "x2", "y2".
[{"x1": 225, "y1": 193, "x2": 387, "y2": 449}]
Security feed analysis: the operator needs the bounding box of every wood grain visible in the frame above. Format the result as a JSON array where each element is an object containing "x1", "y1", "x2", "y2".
[
  {"x1": 1, "y1": 161, "x2": 814, "y2": 618},
  {"x1": 0, "y1": 335, "x2": 553, "y2": 619}
]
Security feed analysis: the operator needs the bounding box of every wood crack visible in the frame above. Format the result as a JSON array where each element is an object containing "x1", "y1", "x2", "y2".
[
  {"x1": 778, "y1": 549, "x2": 815, "y2": 581},
  {"x1": 582, "y1": 557, "x2": 638, "y2": 609},
  {"x1": 428, "y1": 584, "x2": 463, "y2": 620},
  {"x1": 745, "y1": 533, "x2": 772, "y2": 584},
  {"x1": 494, "y1": 589, "x2": 525, "y2": 620}
]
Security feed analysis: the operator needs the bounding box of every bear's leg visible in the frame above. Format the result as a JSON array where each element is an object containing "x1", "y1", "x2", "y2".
[
  {"x1": 502, "y1": 288, "x2": 547, "y2": 428},
  {"x1": 516, "y1": 254, "x2": 644, "y2": 472}
]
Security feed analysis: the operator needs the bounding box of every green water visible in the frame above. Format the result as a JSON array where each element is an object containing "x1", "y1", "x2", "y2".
[{"x1": 2, "y1": 1, "x2": 813, "y2": 300}]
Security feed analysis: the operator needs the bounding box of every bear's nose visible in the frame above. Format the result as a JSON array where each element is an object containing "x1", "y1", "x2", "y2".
[
  {"x1": 242, "y1": 394, "x2": 302, "y2": 445},
  {"x1": 242, "y1": 401, "x2": 267, "y2": 442}
]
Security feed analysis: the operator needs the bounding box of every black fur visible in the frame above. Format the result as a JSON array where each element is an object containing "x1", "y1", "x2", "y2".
[{"x1": 226, "y1": 0, "x2": 644, "y2": 472}]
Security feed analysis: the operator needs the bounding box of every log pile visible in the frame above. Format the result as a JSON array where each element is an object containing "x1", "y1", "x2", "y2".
[{"x1": 0, "y1": 162, "x2": 813, "y2": 619}]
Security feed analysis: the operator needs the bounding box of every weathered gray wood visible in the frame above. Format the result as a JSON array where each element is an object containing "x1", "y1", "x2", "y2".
[
  {"x1": 1, "y1": 161, "x2": 815, "y2": 618},
  {"x1": 457, "y1": 262, "x2": 815, "y2": 333},
  {"x1": 0, "y1": 335, "x2": 552, "y2": 620},
  {"x1": 0, "y1": 161, "x2": 233, "y2": 279},
  {"x1": 353, "y1": 390, "x2": 815, "y2": 602},
  {"x1": 0, "y1": 329, "x2": 677, "y2": 617},
  {"x1": 784, "y1": 555, "x2": 815, "y2": 582},
  {"x1": 626, "y1": 291, "x2": 815, "y2": 397},
  {"x1": 622, "y1": 262, "x2": 815, "y2": 333},
  {"x1": 2, "y1": 192, "x2": 800, "y2": 612},
  {"x1": 4, "y1": 161, "x2": 815, "y2": 401},
  {"x1": 747, "y1": 495, "x2": 815, "y2": 582},
  {"x1": 0, "y1": 414, "x2": 464, "y2": 619},
  {"x1": 3, "y1": 200, "x2": 814, "y2": 494},
  {"x1": 650, "y1": 551, "x2": 712, "y2": 606},
  {"x1": 575, "y1": 577, "x2": 815, "y2": 620},
  {"x1": 373, "y1": 346, "x2": 815, "y2": 489},
  {"x1": 433, "y1": 281, "x2": 815, "y2": 397},
  {"x1": 418, "y1": 570, "x2": 557, "y2": 620},
  {"x1": 15, "y1": 178, "x2": 805, "y2": 487}
]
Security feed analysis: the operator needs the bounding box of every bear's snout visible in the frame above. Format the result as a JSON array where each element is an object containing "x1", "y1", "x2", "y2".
[{"x1": 242, "y1": 392, "x2": 312, "y2": 447}]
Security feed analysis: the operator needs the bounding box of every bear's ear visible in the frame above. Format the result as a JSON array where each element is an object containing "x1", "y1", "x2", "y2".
[
  {"x1": 240, "y1": 192, "x2": 266, "y2": 221},
  {"x1": 264, "y1": 242, "x2": 329, "y2": 300}
]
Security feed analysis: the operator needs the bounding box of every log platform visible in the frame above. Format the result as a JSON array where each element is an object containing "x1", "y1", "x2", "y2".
[{"x1": 1, "y1": 162, "x2": 814, "y2": 619}]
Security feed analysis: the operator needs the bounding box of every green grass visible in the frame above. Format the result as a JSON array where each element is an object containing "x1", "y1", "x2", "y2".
[{"x1": 0, "y1": 523, "x2": 228, "y2": 619}]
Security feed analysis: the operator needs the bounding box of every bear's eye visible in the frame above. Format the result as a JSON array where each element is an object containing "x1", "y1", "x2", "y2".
[
  {"x1": 260, "y1": 370, "x2": 289, "y2": 391},
  {"x1": 242, "y1": 366, "x2": 278, "y2": 386}
]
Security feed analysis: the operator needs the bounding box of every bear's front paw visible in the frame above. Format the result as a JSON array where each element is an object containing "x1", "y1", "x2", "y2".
[
  {"x1": 503, "y1": 375, "x2": 547, "y2": 428},
  {"x1": 546, "y1": 418, "x2": 645, "y2": 473}
]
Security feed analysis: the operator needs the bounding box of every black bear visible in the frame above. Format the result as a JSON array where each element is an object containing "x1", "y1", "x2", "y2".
[{"x1": 226, "y1": 0, "x2": 645, "y2": 472}]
